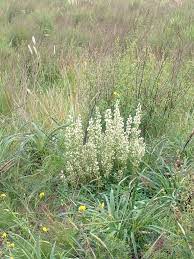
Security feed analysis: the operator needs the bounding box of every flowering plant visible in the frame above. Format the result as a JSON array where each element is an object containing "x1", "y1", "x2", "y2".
[{"x1": 63, "y1": 102, "x2": 145, "y2": 185}]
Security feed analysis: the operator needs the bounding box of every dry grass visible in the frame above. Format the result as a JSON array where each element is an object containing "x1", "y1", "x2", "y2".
[{"x1": 0, "y1": 0, "x2": 194, "y2": 135}]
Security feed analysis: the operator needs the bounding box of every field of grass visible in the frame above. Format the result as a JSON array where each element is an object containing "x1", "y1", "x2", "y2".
[{"x1": 0, "y1": 0, "x2": 194, "y2": 258}]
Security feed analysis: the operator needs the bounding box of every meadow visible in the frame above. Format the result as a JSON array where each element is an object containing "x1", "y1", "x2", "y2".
[{"x1": 0, "y1": 0, "x2": 194, "y2": 258}]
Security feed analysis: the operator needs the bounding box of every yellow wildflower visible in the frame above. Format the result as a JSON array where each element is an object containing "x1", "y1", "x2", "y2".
[
  {"x1": 99, "y1": 202, "x2": 105, "y2": 209},
  {"x1": 78, "y1": 205, "x2": 86, "y2": 213},
  {"x1": 113, "y1": 91, "x2": 120, "y2": 97},
  {"x1": 39, "y1": 192, "x2": 45, "y2": 199},
  {"x1": 7, "y1": 242, "x2": 15, "y2": 248},
  {"x1": 10, "y1": 257, "x2": 14, "y2": 259},
  {"x1": 1, "y1": 232, "x2": 8, "y2": 239},
  {"x1": 41, "y1": 226, "x2": 49, "y2": 233},
  {"x1": 0, "y1": 193, "x2": 6, "y2": 199}
]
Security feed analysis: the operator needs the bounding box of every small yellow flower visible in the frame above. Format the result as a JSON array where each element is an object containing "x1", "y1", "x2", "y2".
[
  {"x1": 7, "y1": 242, "x2": 15, "y2": 248},
  {"x1": 99, "y1": 202, "x2": 105, "y2": 209},
  {"x1": 78, "y1": 205, "x2": 86, "y2": 213},
  {"x1": 39, "y1": 192, "x2": 45, "y2": 199},
  {"x1": 41, "y1": 226, "x2": 49, "y2": 233},
  {"x1": 113, "y1": 91, "x2": 120, "y2": 97},
  {"x1": 0, "y1": 193, "x2": 6, "y2": 199},
  {"x1": 10, "y1": 257, "x2": 14, "y2": 259},
  {"x1": 1, "y1": 232, "x2": 8, "y2": 239}
]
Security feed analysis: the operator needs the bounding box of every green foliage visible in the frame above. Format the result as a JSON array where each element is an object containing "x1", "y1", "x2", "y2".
[
  {"x1": 0, "y1": 86, "x2": 13, "y2": 115},
  {"x1": 9, "y1": 27, "x2": 31, "y2": 48},
  {"x1": 36, "y1": 13, "x2": 54, "y2": 36},
  {"x1": 0, "y1": 0, "x2": 194, "y2": 258}
]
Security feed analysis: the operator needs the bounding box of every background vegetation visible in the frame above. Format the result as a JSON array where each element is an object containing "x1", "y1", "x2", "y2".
[{"x1": 0, "y1": 0, "x2": 194, "y2": 258}]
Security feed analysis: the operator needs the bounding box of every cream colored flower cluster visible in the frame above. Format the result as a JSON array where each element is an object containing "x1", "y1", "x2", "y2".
[{"x1": 64, "y1": 102, "x2": 145, "y2": 185}]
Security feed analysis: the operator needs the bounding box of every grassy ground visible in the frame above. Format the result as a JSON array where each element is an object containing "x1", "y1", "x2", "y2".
[{"x1": 0, "y1": 0, "x2": 194, "y2": 258}]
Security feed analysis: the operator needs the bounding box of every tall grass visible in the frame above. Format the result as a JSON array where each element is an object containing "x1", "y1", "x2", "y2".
[{"x1": 0, "y1": 0, "x2": 194, "y2": 258}]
